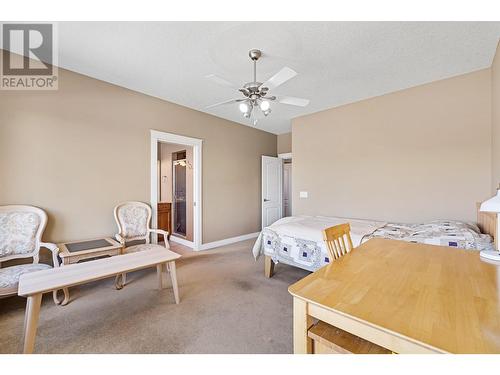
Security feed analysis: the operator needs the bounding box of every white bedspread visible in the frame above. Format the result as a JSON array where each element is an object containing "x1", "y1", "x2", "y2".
[{"x1": 252, "y1": 215, "x2": 386, "y2": 262}]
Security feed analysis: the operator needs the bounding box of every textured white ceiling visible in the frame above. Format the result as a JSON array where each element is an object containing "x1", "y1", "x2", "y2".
[{"x1": 7, "y1": 22, "x2": 500, "y2": 134}]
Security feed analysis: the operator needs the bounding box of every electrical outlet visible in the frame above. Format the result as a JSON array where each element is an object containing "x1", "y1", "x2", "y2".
[{"x1": 299, "y1": 191, "x2": 308, "y2": 198}]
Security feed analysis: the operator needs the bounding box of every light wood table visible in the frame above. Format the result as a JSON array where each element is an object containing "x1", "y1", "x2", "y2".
[
  {"x1": 18, "y1": 248, "x2": 181, "y2": 354},
  {"x1": 288, "y1": 238, "x2": 500, "y2": 354},
  {"x1": 57, "y1": 237, "x2": 123, "y2": 265}
]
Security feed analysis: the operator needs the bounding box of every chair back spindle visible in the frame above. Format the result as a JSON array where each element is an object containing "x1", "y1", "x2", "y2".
[{"x1": 322, "y1": 223, "x2": 354, "y2": 261}]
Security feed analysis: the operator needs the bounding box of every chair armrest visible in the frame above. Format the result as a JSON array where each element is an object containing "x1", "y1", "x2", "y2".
[
  {"x1": 40, "y1": 242, "x2": 60, "y2": 267},
  {"x1": 115, "y1": 234, "x2": 126, "y2": 246},
  {"x1": 148, "y1": 229, "x2": 170, "y2": 248},
  {"x1": 149, "y1": 228, "x2": 169, "y2": 237}
]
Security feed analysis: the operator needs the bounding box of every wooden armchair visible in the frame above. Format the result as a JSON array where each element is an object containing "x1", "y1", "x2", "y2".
[
  {"x1": 0, "y1": 205, "x2": 68, "y2": 305},
  {"x1": 113, "y1": 201, "x2": 170, "y2": 288},
  {"x1": 323, "y1": 223, "x2": 354, "y2": 261}
]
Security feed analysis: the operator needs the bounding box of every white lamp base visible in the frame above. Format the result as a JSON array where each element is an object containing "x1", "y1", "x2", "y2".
[{"x1": 480, "y1": 250, "x2": 500, "y2": 262}]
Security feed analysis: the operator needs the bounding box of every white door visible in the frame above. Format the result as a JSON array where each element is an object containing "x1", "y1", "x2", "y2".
[
  {"x1": 283, "y1": 162, "x2": 292, "y2": 217},
  {"x1": 262, "y1": 156, "x2": 283, "y2": 228}
]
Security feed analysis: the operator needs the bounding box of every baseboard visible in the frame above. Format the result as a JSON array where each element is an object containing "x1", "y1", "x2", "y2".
[
  {"x1": 198, "y1": 232, "x2": 260, "y2": 251},
  {"x1": 169, "y1": 235, "x2": 195, "y2": 248}
]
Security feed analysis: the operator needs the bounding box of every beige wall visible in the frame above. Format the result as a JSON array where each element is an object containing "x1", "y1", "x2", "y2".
[
  {"x1": 158, "y1": 142, "x2": 194, "y2": 241},
  {"x1": 292, "y1": 69, "x2": 492, "y2": 223},
  {"x1": 492, "y1": 41, "x2": 500, "y2": 193},
  {"x1": 0, "y1": 51, "x2": 277, "y2": 243},
  {"x1": 277, "y1": 132, "x2": 292, "y2": 154}
]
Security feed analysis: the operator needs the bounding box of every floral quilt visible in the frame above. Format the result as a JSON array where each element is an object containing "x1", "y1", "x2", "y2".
[
  {"x1": 254, "y1": 217, "x2": 494, "y2": 273},
  {"x1": 365, "y1": 220, "x2": 494, "y2": 251}
]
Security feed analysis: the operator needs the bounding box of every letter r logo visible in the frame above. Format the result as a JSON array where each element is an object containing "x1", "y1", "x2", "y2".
[{"x1": 2, "y1": 24, "x2": 53, "y2": 76}]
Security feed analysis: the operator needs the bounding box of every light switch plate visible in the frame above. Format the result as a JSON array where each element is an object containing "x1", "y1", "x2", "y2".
[{"x1": 300, "y1": 191, "x2": 308, "y2": 198}]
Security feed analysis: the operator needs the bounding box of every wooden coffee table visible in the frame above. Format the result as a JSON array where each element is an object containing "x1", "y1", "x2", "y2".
[
  {"x1": 19, "y1": 248, "x2": 181, "y2": 353},
  {"x1": 57, "y1": 237, "x2": 123, "y2": 265},
  {"x1": 55, "y1": 237, "x2": 123, "y2": 305}
]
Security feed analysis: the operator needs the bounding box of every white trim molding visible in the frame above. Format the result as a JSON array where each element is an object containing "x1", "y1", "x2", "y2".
[
  {"x1": 150, "y1": 130, "x2": 203, "y2": 250},
  {"x1": 169, "y1": 235, "x2": 195, "y2": 248},
  {"x1": 199, "y1": 232, "x2": 260, "y2": 251}
]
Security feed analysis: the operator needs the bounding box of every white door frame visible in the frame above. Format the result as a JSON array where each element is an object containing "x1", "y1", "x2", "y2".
[
  {"x1": 278, "y1": 152, "x2": 292, "y2": 160},
  {"x1": 150, "y1": 130, "x2": 202, "y2": 250}
]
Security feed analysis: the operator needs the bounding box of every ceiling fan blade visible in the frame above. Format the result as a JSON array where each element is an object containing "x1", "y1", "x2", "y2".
[
  {"x1": 205, "y1": 99, "x2": 242, "y2": 109},
  {"x1": 277, "y1": 96, "x2": 310, "y2": 107},
  {"x1": 205, "y1": 74, "x2": 239, "y2": 89},
  {"x1": 261, "y1": 67, "x2": 297, "y2": 90}
]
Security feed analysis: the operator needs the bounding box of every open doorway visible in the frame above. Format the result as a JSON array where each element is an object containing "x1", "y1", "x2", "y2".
[
  {"x1": 282, "y1": 157, "x2": 292, "y2": 217},
  {"x1": 158, "y1": 144, "x2": 194, "y2": 241},
  {"x1": 150, "y1": 130, "x2": 202, "y2": 250}
]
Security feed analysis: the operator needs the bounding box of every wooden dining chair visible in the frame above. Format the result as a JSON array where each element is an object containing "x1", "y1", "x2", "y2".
[{"x1": 322, "y1": 223, "x2": 354, "y2": 261}]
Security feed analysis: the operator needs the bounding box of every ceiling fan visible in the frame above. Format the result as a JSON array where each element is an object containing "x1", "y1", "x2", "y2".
[{"x1": 205, "y1": 49, "x2": 310, "y2": 125}]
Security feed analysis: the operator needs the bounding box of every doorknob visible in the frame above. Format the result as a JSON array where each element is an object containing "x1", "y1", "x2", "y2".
[{"x1": 264, "y1": 198, "x2": 270, "y2": 202}]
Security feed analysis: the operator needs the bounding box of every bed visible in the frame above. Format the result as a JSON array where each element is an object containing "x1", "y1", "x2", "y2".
[{"x1": 253, "y1": 205, "x2": 496, "y2": 277}]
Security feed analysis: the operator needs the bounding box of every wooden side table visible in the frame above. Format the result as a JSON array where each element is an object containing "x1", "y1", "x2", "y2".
[
  {"x1": 58, "y1": 237, "x2": 123, "y2": 265},
  {"x1": 157, "y1": 202, "x2": 172, "y2": 242},
  {"x1": 55, "y1": 237, "x2": 123, "y2": 304}
]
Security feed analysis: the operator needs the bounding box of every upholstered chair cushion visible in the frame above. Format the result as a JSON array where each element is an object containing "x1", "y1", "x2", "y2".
[
  {"x1": 0, "y1": 212, "x2": 41, "y2": 257},
  {"x1": 117, "y1": 204, "x2": 149, "y2": 239},
  {"x1": 123, "y1": 243, "x2": 167, "y2": 254},
  {"x1": 0, "y1": 263, "x2": 51, "y2": 295}
]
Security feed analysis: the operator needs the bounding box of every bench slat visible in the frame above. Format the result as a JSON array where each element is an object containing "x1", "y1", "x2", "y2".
[{"x1": 18, "y1": 248, "x2": 180, "y2": 296}]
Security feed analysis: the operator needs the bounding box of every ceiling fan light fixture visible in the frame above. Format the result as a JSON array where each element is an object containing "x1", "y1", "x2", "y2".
[
  {"x1": 206, "y1": 49, "x2": 309, "y2": 126},
  {"x1": 239, "y1": 102, "x2": 250, "y2": 113},
  {"x1": 259, "y1": 100, "x2": 270, "y2": 111}
]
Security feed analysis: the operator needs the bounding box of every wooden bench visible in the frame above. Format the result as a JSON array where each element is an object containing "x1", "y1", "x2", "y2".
[{"x1": 18, "y1": 248, "x2": 181, "y2": 354}]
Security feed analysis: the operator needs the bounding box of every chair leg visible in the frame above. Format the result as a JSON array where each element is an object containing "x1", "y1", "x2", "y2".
[
  {"x1": 61, "y1": 288, "x2": 70, "y2": 305},
  {"x1": 52, "y1": 290, "x2": 61, "y2": 305},
  {"x1": 52, "y1": 288, "x2": 70, "y2": 306},
  {"x1": 115, "y1": 273, "x2": 126, "y2": 290}
]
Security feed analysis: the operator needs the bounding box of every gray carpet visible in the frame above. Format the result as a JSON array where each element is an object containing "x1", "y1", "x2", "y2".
[{"x1": 0, "y1": 239, "x2": 308, "y2": 353}]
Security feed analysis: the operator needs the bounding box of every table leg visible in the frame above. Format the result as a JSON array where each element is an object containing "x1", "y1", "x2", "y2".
[
  {"x1": 161, "y1": 263, "x2": 168, "y2": 286},
  {"x1": 23, "y1": 293, "x2": 42, "y2": 354},
  {"x1": 156, "y1": 264, "x2": 164, "y2": 290},
  {"x1": 293, "y1": 297, "x2": 313, "y2": 354},
  {"x1": 169, "y1": 261, "x2": 180, "y2": 304},
  {"x1": 54, "y1": 259, "x2": 71, "y2": 305}
]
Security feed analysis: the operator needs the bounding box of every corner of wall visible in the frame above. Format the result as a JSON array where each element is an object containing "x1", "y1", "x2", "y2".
[
  {"x1": 277, "y1": 132, "x2": 292, "y2": 154},
  {"x1": 491, "y1": 39, "x2": 500, "y2": 193}
]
